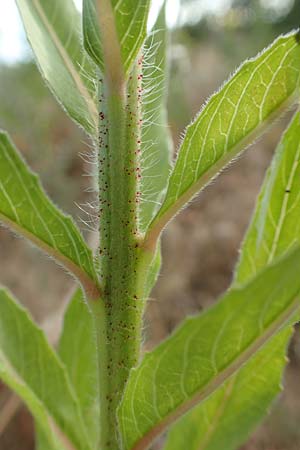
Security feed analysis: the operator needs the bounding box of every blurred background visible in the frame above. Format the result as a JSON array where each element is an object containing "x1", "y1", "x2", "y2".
[{"x1": 1, "y1": 0, "x2": 300, "y2": 449}]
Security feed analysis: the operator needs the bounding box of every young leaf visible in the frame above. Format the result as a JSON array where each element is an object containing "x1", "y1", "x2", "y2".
[
  {"x1": 83, "y1": 0, "x2": 151, "y2": 76},
  {"x1": 16, "y1": 0, "x2": 98, "y2": 135},
  {"x1": 163, "y1": 112, "x2": 300, "y2": 450},
  {"x1": 58, "y1": 289, "x2": 100, "y2": 448},
  {"x1": 0, "y1": 132, "x2": 99, "y2": 298},
  {"x1": 118, "y1": 246, "x2": 300, "y2": 450},
  {"x1": 140, "y1": 4, "x2": 172, "y2": 231},
  {"x1": 0, "y1": 287, "x2": 92, "y2": 450},
  {"x1": 146, "y1": 31, "x2": 300, "y2": 246}
]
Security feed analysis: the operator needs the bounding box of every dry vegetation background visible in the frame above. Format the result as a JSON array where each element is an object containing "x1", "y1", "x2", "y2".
[{"x1": 1, "y1": 0, "x2": 300, "y2": 448}]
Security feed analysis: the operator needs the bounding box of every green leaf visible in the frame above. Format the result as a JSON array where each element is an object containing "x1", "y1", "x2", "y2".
[
  {"x1": 83, "y1": 0, "x2": 151, "y2": 75},
  {"x1": 35, "y1": 425, "x2": 66, "y2": 450},
  {"x1": 164, "y1": 327, "x2": 291, "y2": 450},
  {"x1": 118, "y1": 246, "x2": 300, "y2": 450},
  {"x1": 236, "y1": 111, "x2": 300, "y2": 281},
  {"x1": 164, "y1": 112, "x2": 300, "y2": 450},
  {"x1": 144, "y1": 243, "x2": 162, "y2": 298},
  {"x1": 0, "y1": 132, "x2": 99, "y2": 297},
  {"x1": 140, "y1": 4, "x2": 172, "y2": 231},
  {"x1": 147, "y1": 32, "x2": 300, "y2": 242},
  {"x1": 0, "y1": 287, "x2": 92, "y2": 450},
  {"x1": 16, "y1": 0, "x2": 98, "y2": 135},
  {"x1": 58, "y1": 289, "x2": 100, "y2": 448}
]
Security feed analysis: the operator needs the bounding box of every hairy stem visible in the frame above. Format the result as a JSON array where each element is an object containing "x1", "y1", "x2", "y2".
[
  {"x1": 89, "y1": 298, "x2": 108, "y2": 450},
  {"x1": 97, "y1": 57, "x2": 151, "y2": 449}
]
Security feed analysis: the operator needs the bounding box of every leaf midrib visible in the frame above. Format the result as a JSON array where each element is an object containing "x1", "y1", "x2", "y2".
[
  {"x1": 197, "y1": 374, "x2": 236, "y2": 450},
  {"x1": 129, "y1": 295, "x2": 300, "y2": 450},
  {"x1": 144, "y1": 89, "x2": 299, "y2": 250},
  {"x1": 0, "y1": 348, "x2": 78, "y2": 450},
  {"x1": 267, "y1": 139, "x2": 300, "y2": 262},
  {"x1": 32, "y1": 0, "x2": 98, "y2": 129},
  {"x1": 0, "y1": 212, "x2": 100, "y2": 299}
]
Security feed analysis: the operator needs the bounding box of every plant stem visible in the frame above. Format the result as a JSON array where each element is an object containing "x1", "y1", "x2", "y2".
[
  {"x1": 89, "y1": 298, "x2": 108, "y2": 450},
  {"x1": 97, "y1": 57, "x2": 151, "y2": 449}
]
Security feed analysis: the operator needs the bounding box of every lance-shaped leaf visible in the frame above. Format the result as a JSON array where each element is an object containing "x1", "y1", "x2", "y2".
[
  {"x1": 58, "y1": 289, "x2": 100, "y2": 448},
  {"x1": 164, "y1": 112, "x2": 300, "y2": 450},
  {"x1": 164, "y1": 327, "x2": 291, "y2": 450},
  {"x1": 236, "y1": 111, "x2": 300, "y2": 280},
  {"x1": 140, "y1": 4, "x2": 172, "y2": 231},
  {"x1": 16, "y1": 0, "x2": 98, "y2": 135},
  {"x1": 0, "y1": 287, "x2": 92, "y2": 450},
  {"x1": 0, "y1": 132, "x2": 99, "y2": 298},
  {"x1": 118, "y1": 246, "x2": 300, "y2": 450},
  {"x1": 146, "y1": 31, "x2": 300, "y2": 245},
  {"x1": 83, "y1": 0, "x2": 151, "y2": 76}
]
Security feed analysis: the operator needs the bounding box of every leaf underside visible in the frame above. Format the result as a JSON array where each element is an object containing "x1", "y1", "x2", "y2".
[
  {"x1": 164, "y1": 112, "x2": 300, "y2": 450},
  {"x1": 16, "y1": 0, "x2": 98, "y2": 135},
  {"x1": 0, "y1": 131, "x2": 97, "y2": 290},
  {"x1": 150, "y1": 31, "x2": 300, "y2": 235},
  {"x1": 58, "y1": 289, "x2": 100, "y2": 448},
  {"x1": 164, "y1": 327, "x2": 291, "y2": 450},
  {"x1": 139, "y1": 4, "x2": 172, "y2": 231},
  {"x1": 118, "y1": 246, "x2": 300, "y2": 450},
  {"x1": 0, "y1": 287, "x2": 91, "y2": 450}
]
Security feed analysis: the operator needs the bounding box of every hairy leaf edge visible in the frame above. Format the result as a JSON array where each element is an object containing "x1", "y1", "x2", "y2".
[
  {"x1": 119, "y1": 248, "x2": 300, "y2": 450},
  {"x1": 0, "y1": 132, "x2": 100, "y2": 299},
  {"x1": 144, "y1": 30, "x2": 300, "y2": 249},
  {"x1": 16, "y1": 0, "x2": 98, "y2": 136}
]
